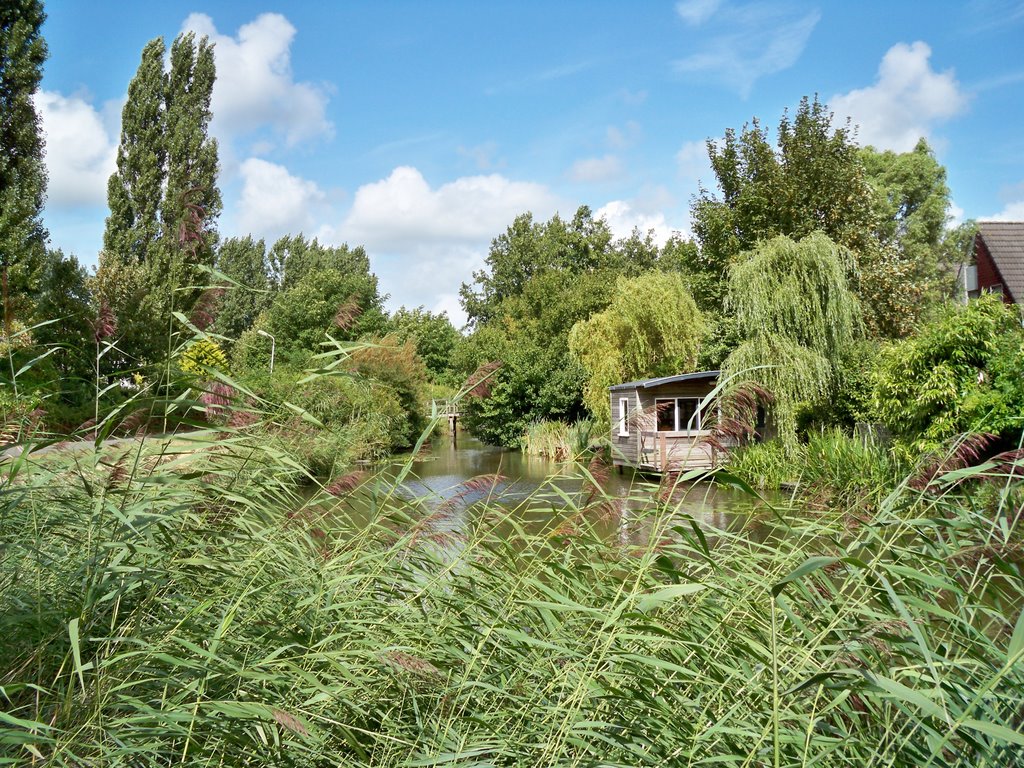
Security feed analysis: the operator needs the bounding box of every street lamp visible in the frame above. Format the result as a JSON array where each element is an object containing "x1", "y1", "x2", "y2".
[{"x1": 256, "y1": 329, "x2": 275, "y2": 374}]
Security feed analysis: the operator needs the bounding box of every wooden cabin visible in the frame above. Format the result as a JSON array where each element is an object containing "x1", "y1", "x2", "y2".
[{"x1": 609, "y1": 370, "x2": 735, "y2": 474}]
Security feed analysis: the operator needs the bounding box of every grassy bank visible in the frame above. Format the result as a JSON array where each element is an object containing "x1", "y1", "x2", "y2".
[{"x1": 1, "y1": 418, "x2": 1023, "y2": 765}]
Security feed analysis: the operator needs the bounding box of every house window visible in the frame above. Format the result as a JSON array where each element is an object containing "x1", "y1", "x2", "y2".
[
  {"x1": 617, "y1": 397, "x2": 630, "y2": 436},
  {"x1": 655, "y1": 397, "x2": 706, "y2": 432}
]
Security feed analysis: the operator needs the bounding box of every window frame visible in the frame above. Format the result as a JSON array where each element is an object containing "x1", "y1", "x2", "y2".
[
  {"x1": 617, "y1": 397, "x2": 630, "y2": 437},
  {"x1": 654, "y1": 396, "x2": 706, "y2": 433}
]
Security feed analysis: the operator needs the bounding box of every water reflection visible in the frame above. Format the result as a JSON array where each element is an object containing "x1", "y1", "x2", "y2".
[{"x1": 332, "y1": 435, "x2": 777, "y2": 549}]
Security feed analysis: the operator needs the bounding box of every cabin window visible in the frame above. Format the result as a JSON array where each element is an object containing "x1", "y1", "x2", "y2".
[
  {"x1": 617, "y1": 397, "x2": 630, "y2": 436},
  {"x1": 655, "y1": 397, "x2": 706, "y2": 432}
]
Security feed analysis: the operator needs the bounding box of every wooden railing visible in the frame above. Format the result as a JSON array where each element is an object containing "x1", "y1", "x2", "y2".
[
  {"x1": 638, "y1": 430, "x2": 718, "y2": 472},
  {"x1": 429, "y1": 399, "x2": 461, "y2": 419}
]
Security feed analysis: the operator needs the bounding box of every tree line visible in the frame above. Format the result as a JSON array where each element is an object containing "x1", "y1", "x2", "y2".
[{"x1": 3, "y1": 1, "x2": 1017, "y2": 464}]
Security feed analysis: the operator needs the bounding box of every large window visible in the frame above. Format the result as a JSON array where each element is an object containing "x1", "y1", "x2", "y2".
[{"x1": 655, "y1": 397, "x2": 706, "y2": 432}]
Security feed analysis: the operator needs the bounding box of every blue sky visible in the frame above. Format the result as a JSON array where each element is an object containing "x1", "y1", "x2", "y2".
[{"x1": 37, "y1": 0, "x2": 1024, "y2": 325}]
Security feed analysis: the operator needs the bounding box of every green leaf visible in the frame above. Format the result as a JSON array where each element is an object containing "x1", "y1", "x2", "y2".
[
  {"x1": 68, "y1": 617, "x2": 85, "y2": 693},
  {"x1": 1008, "y1": 607, "x2": 1024, "y2": 665},
  {"x1": 772, "y1": 556, "x2": 839, "y2": 597},
  {"x1": 636, "y1": 582, "x2": 706, "y2": 612},
  {"x1": 960, "y1": 717, "x2": 1024, "y2": 746}
]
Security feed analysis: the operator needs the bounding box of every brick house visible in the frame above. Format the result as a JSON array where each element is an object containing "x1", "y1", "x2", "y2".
[{"x1": 961, "y1": 221, "x2": 1024, "y2": 304}]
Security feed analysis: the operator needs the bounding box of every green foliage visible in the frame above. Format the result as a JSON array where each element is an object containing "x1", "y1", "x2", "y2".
[
  {"x1": 387, "y1": 306, "x2": 461, "y2": 385},
  {"x1": 570, "y1": 271, "x2": 705, "y2": 422},
  {"x1": 691, "y1": 97, "x2": 874, "y2": 313},
  {"x1": 729, "y1": 232, "x2": 861, "y2": 357},
  {"x1": 723, "y1": 233, "x2": 862, "y2": 453},
  {"x1": 348, "y1": 337, "x2": 430, "y2": 449},
  {"x1": 103, "y1": 37, "x2": 167, "y2": 265},
  {"x1": 178, "y1": 338, "x2": 228, "y2": 377},
  {"x1": 461, "y1": 205, "x2": 628, "y2": 326},
  {"x1": 30, "y1": 249, "x2": 93, "y2": 384},
  {"x1": 213, "y1": 236, "x2": 272, "y2": 341},
  {"x1": 727, "y1": 439, "x2": 796, "y2": 490},
  {"x1": 859, "y1": 139, "x2": 957, "y2": 337},
  {"x1": 98, "y1": 31, "x2": 220, "y2": 367},
  {"x1": 255, "y1": 368, "x2": 408, "y2": 474},
  {"x1": 520, "y1": 418, "x2": 598, "y2": 459},
  {"x1": 871, "y1": 295, "x2": 1024, "y2": 452},
  {"x1": 3, "y1": 418, "x2": 1022, "y2": 764},
  {"x1": 690, "y1": 97, "x2": 956, "y2": 338},
  {"x1": 802, "y1": 427, "x2": 896, "y2": 507},
  {"x1": 457, "y1": 208, "x2": 693, "y2": 446},
  {"x1": 0, "y1": 0, "x2": 48, "y2": 326}
]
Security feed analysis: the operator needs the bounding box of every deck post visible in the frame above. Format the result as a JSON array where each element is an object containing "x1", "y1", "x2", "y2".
[{"x1": 659, "y1": 433, "x2": 667, "y2": 472}]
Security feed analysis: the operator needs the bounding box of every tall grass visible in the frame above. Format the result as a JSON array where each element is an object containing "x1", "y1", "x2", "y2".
[
  {"x1": 521, "y1": 418, "x2": 598, "y2": 460},
  {"x1": 2, "y1": 401, "x2": 1022, "y2": 765}
]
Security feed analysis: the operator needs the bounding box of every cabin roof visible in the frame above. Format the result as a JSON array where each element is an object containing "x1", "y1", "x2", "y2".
[
  {"x1": 608, "y1": 370, "x2": 720, "y2": 392},
  {"x1": 977, "y1": 221, "x2": 1024, "y2": 302}
]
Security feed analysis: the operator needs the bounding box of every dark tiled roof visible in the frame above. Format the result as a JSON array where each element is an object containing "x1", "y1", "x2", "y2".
[
  {"x1": 609, "y1": 370, "x2": 720, "y2": 391},
  {"x1": 977, "y1": 221, "x2": 1024, "y2": 303}
]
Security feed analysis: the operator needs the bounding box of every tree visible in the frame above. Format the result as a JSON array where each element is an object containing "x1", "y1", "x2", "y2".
[
  {"x1": 97, "y1": 31, "x2": 220, "y2": 367},
  {"x1": 231, "y1": 235, "x2": 387, "y2": 371},
  {"x1": 387, "y1": 307, "x2": 461, "y2": 385},
  {"x1": 103, "y1": 38, "x2": 166, "y2": 265},
  {"x1": 722, "y1": 232, "x2": 862, "y2": 454},
  {"x1": 691, "y1": 97, "x2": 927, "y2": 337},
  {"x1": 859, "y1": 139, "x2": 956, "y2": 336},
  {"x1": 31, "y1": 249, "x2": 92, "y2": 383},
  {"x1": 0, "y1": 0, "x2": 47, "y2": 336},
  {"x1": 569, "y1": 272, "x2": 705, "y2": 422},
  {"x1": 460, "y1": 206, "x2": 620, "y2": 326},
  {"x1": 214, "y1": 236, "x2": 271, "y2": 341}
]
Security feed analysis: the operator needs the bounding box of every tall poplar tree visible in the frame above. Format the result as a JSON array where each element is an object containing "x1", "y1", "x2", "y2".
[
  {"x1": 0, "y1": 0, "x2": 47, "y2": 335},
  {"x1": 102, "y1": 38, "x2": 167, "y2": 265},
  {"x1": 160, "y1": 32, "x2": 220, "y2": 271},
  {"x1": 98, "y1": 31, "x2": 220, "y2": 366}
]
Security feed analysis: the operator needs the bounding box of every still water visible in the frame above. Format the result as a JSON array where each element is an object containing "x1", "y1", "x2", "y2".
[{"x1": 332, "y1": 435, "x2": 779, "y2": 548}]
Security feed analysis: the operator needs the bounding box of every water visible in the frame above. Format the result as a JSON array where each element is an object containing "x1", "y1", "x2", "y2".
[{"x1": 328, "y1": 434, "x2": 779, "y2": 548}]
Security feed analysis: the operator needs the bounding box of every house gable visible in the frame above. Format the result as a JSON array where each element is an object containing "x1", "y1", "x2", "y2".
[{"x1": 975, "y1": 222, "x2": 1024, "y2": 304}]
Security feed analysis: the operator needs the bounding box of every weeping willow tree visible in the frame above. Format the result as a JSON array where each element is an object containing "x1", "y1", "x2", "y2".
[
  {"x1": 569, "y1": 271, "x2": 705, "y2": 422},
  {"x1": 723, "y1": 232, "x2": 862, "y2": 454}
]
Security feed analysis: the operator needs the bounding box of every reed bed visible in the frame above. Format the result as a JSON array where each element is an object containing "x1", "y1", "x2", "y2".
[
  {"x1": 521, "y1": 419, "x2": 598, "y2": 461},
  {"x1": 1, "y1": 420, "x2": 1023, "y2": 766}
]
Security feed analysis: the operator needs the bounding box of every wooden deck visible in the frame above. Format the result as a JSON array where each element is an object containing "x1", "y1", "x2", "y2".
[{"x1": 633, "y1": 430, "x2": 721, "y2": 473}]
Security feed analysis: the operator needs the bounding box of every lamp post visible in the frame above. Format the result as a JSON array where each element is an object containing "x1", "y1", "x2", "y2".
[{"x1": 256, "y1": 329, "x2": 275, "y2": 374}]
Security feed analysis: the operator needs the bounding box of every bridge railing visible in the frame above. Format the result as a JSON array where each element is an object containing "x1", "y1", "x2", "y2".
[{"x1": 430, "y1": 399, "x2": 461, "y2": 418}]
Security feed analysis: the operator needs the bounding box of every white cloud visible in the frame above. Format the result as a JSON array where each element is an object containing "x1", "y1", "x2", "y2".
[
  {"x1": 35, "y1": 91, "x2": 117, "y2": 208},
  {"x1": 337, "y1": 166, "x2": 564, "y2": 327},
  {"x1": 567, "y1": 154, "x2": 625, "y2": 184},
  {"x1": 985, "y1": 200, "x2": 1024, "y2": 221},
  {"x1": 830, "y1": 41, "x2": 968, "y2": 152},
  {"x1": 595, "y1": 199, "x2": 678, "y2": 246},
  {"x1": 182, "y1": 12, "x2": 332, "y2": 148},
  {"x1": 236, "y1": 158, "x2": 327, "y2": 241},
  {"x1": 676, "y1": 139, "x2": 714, "y2": 186},
  {"x1": 676, "y1": 0, "x2": 723, "y2": 25},
  {"x1": 342, "y1": 166, "x2": 560, "y2": 251},
  {"x1": 674, "y1": 4, "x2": 820, "y2": 97}
]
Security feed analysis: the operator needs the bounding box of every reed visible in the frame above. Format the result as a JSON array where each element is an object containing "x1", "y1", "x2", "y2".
[
  {"x1": 521, "y1": 418, "x2": 598, "y2": 461},
  {"x1": 1, "y1": 390, "x2": 1022, "y2": 765}
]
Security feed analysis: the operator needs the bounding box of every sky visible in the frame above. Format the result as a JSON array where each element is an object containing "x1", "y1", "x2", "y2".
[{"x1": 36, "y1": 0, "x2": 1024, "y2": 326}]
